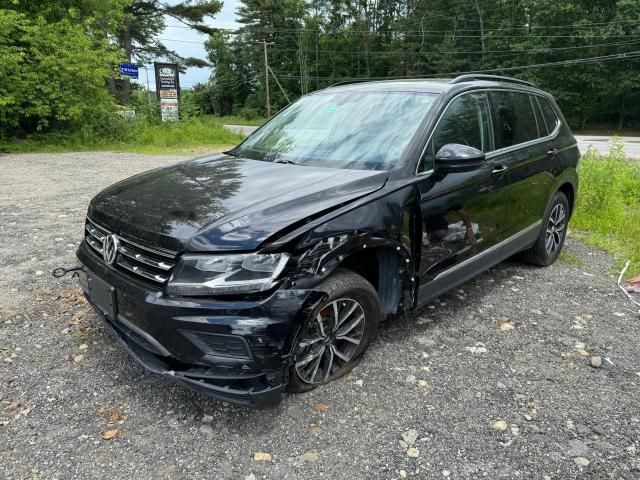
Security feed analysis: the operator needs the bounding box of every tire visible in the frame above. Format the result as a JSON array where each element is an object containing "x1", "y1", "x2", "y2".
[
  {"x1": 287, "y1": 268, "x2": 380, "y2": 393},
  {"x1": 520, "y1": 191, "x2": 569, "y2": 266}
]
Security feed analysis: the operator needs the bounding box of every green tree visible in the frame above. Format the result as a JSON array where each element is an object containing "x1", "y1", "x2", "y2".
[
  {"x1": 0, "y1": 8, "x2": 123, "y2": 136},
  {"x1": 203, "y1": 32, "x2": 255, "y2": 115},
  {"x1": 116, "y1": 0, "x2": 223, "y2": 103}
]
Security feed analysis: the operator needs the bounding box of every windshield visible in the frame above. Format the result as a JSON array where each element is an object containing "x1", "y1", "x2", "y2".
[{"x1": 234, "y1": 90, "x2": 437, "y2": 171}]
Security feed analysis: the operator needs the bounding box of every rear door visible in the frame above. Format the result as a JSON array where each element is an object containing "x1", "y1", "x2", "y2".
[
  {"x1": 416, "y1": 91, "x2": 511, "y2": 304},
  {"x1": 488, "y1": 90, "x2": 560, "y2": 238}
]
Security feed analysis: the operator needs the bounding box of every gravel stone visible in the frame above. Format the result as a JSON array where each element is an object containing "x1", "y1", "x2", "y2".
[
  {"x1": 401, "y1": 429, "x2": 419, "y2": 446},
  {"x1": 406, "y1": 447, "x2": 419, "y2": 458},
  {"x1": 573, "y1": 457, "x2": 591, "y2": 467},
  {"x1": 492, "y1": 420, "x2": 509, "y2": 431},
  {"x1": 1, "y1": 152, "x2": 639, "y2": 479},
  {"x1": 299, "y1": 450, "x2": 319, "y2": 463},
  {"x1": 565, "y1": 439, "x2": 589, "y2": 457},
  {"x1": 199, "y1": 424, "x2": 213, "y2": 434}
]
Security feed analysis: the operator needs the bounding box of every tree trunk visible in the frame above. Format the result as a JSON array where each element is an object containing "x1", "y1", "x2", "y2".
[
  {"x1": 618, "y1": 96, "x2": 625, "y2": 130},
  {"x1": 121, "y1": 15, "x2": 133, "y2": 105},
  {"x1": 105, "y1": 30, "x2": 118, "y2": 97}
]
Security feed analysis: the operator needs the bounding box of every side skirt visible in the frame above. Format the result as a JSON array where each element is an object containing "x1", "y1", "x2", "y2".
[{"x1": 417, "y1": 221, "x2": 541, "y2": 308}]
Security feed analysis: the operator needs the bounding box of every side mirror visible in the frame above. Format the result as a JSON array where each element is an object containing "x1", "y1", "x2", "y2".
[{"x1": 435, "y1": 144, "x2": 485, "y2": 173}]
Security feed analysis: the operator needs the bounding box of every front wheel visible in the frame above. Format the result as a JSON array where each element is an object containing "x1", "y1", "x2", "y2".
[
  {"x1": 287, "y1": 269, "x2": 380, "y2": 393},
  {"x1": 521, "y1": 191, "x2": 569, "y2": 266}
]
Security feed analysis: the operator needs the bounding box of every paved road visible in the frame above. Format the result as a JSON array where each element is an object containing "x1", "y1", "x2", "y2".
[
  {"x1": 2, "y1": 152, "x2": 639, "y2": 479},
  {"x1": 575, "y1": 135, "x2": 640, "y2": 159}
]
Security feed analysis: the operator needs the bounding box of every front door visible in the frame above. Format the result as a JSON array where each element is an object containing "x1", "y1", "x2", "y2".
[{"x1": 415, "y1": 91, "x2": 511, "y2": 306}]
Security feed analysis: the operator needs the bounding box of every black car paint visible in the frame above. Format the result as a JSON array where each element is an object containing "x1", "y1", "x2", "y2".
[
  {"x1": 77, "y1": 79, "x2": 579, "y2": 407},
  {"x1": 88, "y1": 156, "x2": 389, "y2": 252}
]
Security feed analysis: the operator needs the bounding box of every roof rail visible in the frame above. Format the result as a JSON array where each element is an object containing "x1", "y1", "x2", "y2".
[
  {"x1": 450, "y1": 74, "x2": 536, "y2": 87},
  {"x1": 328, "y1": 79, "x2": 381, "y2": 88}
]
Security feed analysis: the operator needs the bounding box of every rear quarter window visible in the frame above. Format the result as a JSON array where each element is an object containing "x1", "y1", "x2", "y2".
[{"x1": 537, "y1": 97, "x2": 560, "y2": 134}]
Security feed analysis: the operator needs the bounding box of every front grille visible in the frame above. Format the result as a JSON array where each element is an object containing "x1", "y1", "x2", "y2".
[{"x1": 84, "y1": 217, "x2": 178, "y2": 285}]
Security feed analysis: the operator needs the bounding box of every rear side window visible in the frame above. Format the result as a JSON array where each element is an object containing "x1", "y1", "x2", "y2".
[
  {"x1": 537, "y1": 97, "x2": 560, "y2": 134},
  {"x1": 490, "y1": 91, "x2": 539, "y2": 148},
  {"x1": 532, "y1": 96, "x2": 548, "y2": 136},
  {"x1": 418, "y1": 92, "x2": 491, "y2": 172}
]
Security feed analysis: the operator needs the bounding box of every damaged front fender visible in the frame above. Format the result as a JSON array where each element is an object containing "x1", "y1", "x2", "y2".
[{"x1": 277, "y1": 184, "x2": 422, "y2": 315}]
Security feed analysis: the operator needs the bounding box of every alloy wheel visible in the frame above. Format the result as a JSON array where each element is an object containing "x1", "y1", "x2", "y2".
[
  {"x1": 545, "y1": 203, "x2": 566, "y2": 255},
  {"x1": 295, "y1": 298, "x2": 366, "y2": 384}
]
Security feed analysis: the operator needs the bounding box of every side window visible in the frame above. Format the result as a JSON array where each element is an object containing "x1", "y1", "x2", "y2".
[
  {"x1": 490, "y1": 91, "x2": 539, "y2": 148},
  {"x1": 418, "y1": 93, "x2": 491, "y2": 173},
  {"x1": 531, "y1": 95, "x2": 548, "y2": 136},
  {"x1": 538, "y1": 97, "x2": 559, "y2": 134}
]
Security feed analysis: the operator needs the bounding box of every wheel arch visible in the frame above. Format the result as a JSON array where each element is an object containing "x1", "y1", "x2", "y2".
[
  {"x1": 557, "y1": 181, "x2": 576, "y2": 218},
  {"x1": 286, "y1": 184, "x2": 421, "y2": 317},
  {"x1": 337, "y1": 245, "x2": 405, "y2": 317}
]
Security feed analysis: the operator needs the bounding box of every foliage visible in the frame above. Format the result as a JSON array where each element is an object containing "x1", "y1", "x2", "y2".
[
  {"x1": 120, "y1": 0, "x2": 222, "y2": 67},
  {"x1": 109, "y1": 0, "x2": 223, "y2": 104},
  {"x1": 0, "y1": 8, "x2": 123, "y2": 136},
  {"x1": 0, "y1": 116, "x2": 244, "y2": 154},
  {"x1": 571, "y1": 141, "x2": 640, "y2": 277},
  {"x1": 205, "y1": 0, "x2": 640, "y2": 126}
]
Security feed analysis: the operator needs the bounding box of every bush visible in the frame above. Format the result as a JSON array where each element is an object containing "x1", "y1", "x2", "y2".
[
  {"x1": 571, "y1": 140, "x2": 640, "y2": 276},
  {"x1": 0, "y1": 10, "x2": 121, "y2": 137},
  {"x1": 236, "y1": 105, "x2": 261, "y2": 121}
]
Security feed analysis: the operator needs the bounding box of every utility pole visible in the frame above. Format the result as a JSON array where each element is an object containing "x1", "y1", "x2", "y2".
[
  {"x1": 260, "y1": 40, "x2": 274, "y2": 117},
  {"x1": 144, "y1": 65, "x2": 152, "y2": 117}
]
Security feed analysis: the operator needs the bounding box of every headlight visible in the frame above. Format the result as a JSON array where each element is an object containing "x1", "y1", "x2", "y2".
[{"x1": 166, "y1": 253, "x2": 290, "y2": 296}]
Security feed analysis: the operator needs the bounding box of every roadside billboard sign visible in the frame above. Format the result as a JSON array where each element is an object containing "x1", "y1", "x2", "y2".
[
  {"x1": 159, "y1": 99, "x2": 179, "y2": 122},
  {"x1": 154, "y1": 63, "x2": 180, "y2": 121}
]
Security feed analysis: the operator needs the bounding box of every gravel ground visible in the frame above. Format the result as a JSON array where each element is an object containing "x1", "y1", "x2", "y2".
[{"x1": 1, "y1": 152, "x2": 639, "y2": 480}]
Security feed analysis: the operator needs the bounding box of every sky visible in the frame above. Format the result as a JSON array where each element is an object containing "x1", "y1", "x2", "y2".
[{"x1": 134, "y1": 0, "x2": 240, "y2": 91}]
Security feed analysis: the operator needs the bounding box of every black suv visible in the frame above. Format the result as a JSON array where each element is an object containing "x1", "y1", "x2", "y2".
[{"x1": 77, "y1": 75, "x2": 579, "y2": 407}]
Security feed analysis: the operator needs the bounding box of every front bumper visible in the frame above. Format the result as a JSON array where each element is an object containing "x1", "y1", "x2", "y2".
[{"x1": 77, "y1": 242, "x2": 322, "y2": 408}]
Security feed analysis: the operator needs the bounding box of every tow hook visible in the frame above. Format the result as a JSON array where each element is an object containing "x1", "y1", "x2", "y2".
[{"x1": 52, "y1": 266, "x2": 84, "y2": 279}]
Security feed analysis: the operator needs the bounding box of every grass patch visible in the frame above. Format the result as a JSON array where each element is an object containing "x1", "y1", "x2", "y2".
[
  {"x1": 570, "y1": 141, "x2": 640, "y2": 277},
  {"x1": 0, "y1": 116, "x2": 245, "y2": 154},
  {"x1": 74, "y1": 329, "x2": 89, "y2": 345}
]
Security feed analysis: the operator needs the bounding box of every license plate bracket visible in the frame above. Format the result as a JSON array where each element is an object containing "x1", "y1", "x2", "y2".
[{"x1": 88, "y1": 274, "x2": 117, "y2": 320}]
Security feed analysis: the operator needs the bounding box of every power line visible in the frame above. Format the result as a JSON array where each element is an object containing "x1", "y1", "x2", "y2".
[
  {"x1": 156, "y1": 36, "x2": 640, "y2": 59},
  {"x1": 377, "y1": 51, "x2": 640, "y2": 78},
  {"x1": 161, "y1": 18, "x2": 640, "y2": 35},
  {"x1": 266, "y1": 39, "x2": 640, "y2": 56},
  {"x1": 159, "y1": 32, "x2": 640, "y2": 44},
  {"x1": 203, "y1": 50, "x2": 640, "y2": 87}
]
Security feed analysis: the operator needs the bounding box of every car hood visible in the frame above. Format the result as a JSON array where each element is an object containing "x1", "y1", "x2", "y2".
[{"x1": 88, "y1": 154, "x2": 389, "y2": 252}]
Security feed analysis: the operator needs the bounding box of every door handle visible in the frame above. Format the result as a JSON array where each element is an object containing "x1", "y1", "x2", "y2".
[
  {"x1": 547, "y1": 148, "x2": 559, "y2": 158},
  {"x1": 491, "y1": 165, "x2": 508, "y2": 176}
]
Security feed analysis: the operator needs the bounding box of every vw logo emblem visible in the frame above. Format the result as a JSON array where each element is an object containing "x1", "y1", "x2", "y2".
[{"x1": 103, "y1": 234, "x2": 120, "y2": 266}]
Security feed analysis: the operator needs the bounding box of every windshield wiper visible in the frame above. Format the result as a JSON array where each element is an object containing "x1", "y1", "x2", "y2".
[{"x1": 273, "y1": 159, "x2": 300, "y2": 165}]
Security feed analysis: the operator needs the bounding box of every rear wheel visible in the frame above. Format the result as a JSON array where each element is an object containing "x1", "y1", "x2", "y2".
[
  {"x1": 521, "y1": 191, "x2": 569, "y2": 266},
  {"x1": 287, "y1": 269, "x2": 380, "y2": 393}
]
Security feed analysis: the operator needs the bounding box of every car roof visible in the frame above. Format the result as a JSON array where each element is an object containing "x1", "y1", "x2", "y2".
[{"x1": 322, "y1": 75, "x2": 546, "y2": 96}]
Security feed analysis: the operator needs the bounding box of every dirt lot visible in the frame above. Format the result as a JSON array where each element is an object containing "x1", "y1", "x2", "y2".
[{"x1": 1, "y1": 152, "x2": 639, "y2": 480}]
